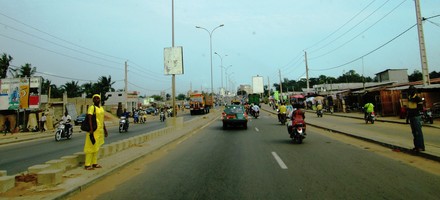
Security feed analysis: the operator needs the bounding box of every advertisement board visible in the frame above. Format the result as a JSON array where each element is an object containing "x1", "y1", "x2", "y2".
[
  {"x1": 0, "y1": 77, "x2": 42, "y2": 110},
  {"x1": 252, "y1": 76, "x2": 264, "y2": 94},
  {"x1": 164, "y1": 46, "x2": 184, "y2": 75}
]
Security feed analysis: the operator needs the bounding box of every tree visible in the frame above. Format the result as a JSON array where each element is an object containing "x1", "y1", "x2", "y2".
[
  {"x1": 61, "y1": 81, "x2": 82, "y2": 98},
  {"x1": 408, "y1": 70, "x2": 423, "y2": 82},
  {"x1": 41, "y1": 78, "x2": 51, "y2": 95},
  {"x1": 430, "y1": 71, "x2": 440, "y2": 79},
  {"x1": 0, "y1": 53, "x2": 13, "y2": 78},
  {"x1": 151, "y1": 95, "x2": 163, "y2": 101},
  {"x1": 11, "y1": 63, "x2": 37, "y2": 78},
  {"x1": 95, "y1": 76, "x2": 115, "y2": 105},
  {"x1": 177, "y1": 94, "x2": 186, "y2": 100}
]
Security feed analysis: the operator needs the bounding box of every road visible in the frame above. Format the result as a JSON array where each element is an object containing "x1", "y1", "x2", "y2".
[
  {"x1": 0, "y1": 112, "x2": 194, "y2": 175},
  {"x1": 70, "y1": 110, "x2": 440, "y2": 199}
]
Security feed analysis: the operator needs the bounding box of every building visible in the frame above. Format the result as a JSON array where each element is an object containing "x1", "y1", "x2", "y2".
[
  {"x1": 375, "y1": 69, "x2": 408, "y2": 84},
  {"x1": 105, "y1": 91, "x2": 139, "y2": 112}
]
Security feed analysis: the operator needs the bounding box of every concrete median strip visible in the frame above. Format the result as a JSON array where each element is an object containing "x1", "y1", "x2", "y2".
[{"x1": 0, "y1": 110, "x2": 220, "y2": 197}]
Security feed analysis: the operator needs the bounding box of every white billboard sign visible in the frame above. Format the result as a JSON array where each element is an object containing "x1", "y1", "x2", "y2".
[
  {"x1": 164, "y1": 46, "x2": 184, "y2": 75},
  {"x1": 252, "y1": 76, "x2": 264, "y2": 94}
]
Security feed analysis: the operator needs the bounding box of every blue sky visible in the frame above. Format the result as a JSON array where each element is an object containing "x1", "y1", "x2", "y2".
[{"x1": 1, "y1": 0, "x2": 439, "y2": 96}]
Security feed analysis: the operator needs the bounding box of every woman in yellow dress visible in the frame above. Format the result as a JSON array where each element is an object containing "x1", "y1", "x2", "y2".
[{"x1": 84, "y1": 94, "x2": 108, "y2": 170}]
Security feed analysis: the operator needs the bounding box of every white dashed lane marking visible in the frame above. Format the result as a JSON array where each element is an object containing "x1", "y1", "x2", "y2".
[{"x1": 272, "y1": 152, "x2": 288, "y2": 169}]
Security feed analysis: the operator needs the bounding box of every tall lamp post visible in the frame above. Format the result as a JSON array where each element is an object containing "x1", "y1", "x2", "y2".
[
  {"x1": 224, "y1": 65, "x2": 232, "y2": 95},
  {"x1": 196, "y1": 24, "x2": 224, "y2": 98},
  {"x1": 214, "y1": 52, "x2": 227, "y2": 94}
]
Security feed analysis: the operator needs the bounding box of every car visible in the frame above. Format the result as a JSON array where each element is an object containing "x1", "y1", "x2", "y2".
[
  {"x1": 222, "y1": 105, "x2": 248, "y2": 129},
  {"x1": 145, "y1": 107, "x2": 156, "y2": 114},
  {"x1": 74, "y1": 114, "x2": 86, "y2": 125}
]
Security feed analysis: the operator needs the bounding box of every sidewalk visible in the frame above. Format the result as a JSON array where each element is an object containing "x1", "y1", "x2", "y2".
[{"x1": 260, "y1": 104, "x2": 440, "y2": 163}]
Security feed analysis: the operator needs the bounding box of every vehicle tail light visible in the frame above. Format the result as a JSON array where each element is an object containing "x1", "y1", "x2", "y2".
[{"x1": 227, "y1": 114, "x2": 236, "y2": 119}]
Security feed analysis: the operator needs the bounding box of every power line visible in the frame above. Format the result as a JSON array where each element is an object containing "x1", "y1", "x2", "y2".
[
  {"x1": 310, "y1": 0, "x2": 406, "y2": 60},
  {"x1": 310, "y1": 23, "x2": 417, "y2": 72},
  {"x1": 310, "y1": 0, "x2": 392, "y2": 54},
  {"x1": 0, "y1": 22, "x2": 123, "y2": 65},
  {"x1": 0, "y1": 12, "x2": 126, "y2": 61},
  {"x1": 306, "y1": 0, "x2": 377, "y2": 52}
]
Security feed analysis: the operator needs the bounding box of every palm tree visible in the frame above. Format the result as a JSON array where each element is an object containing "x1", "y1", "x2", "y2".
[
  {"x1": 11, "y1": 63, "x2": 37, "y2": 78},
  {"x1": 41, "y1": 78, "x2": 51, "y2": 95},
  {"x1": 0, "y1": 53, "x2": 13, "y2": 78},
  {"x1": 96, "y1": 76, "x2": 115, "y2": 105},
  {"x1": 62, "y1": 81, "x2": 82, "y2": 98}
]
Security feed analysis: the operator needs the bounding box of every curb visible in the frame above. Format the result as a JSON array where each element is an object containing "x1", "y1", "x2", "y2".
[{"x1": 263, "y1": 108, "x2": 440, "y2": 163}]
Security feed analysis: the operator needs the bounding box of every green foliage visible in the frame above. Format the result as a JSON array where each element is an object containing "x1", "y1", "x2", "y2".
[
  {"x1": 0, "y1": 53, "x2": 13, "y2": 78},
  {"x1": 177, "y1": 93, "x2": 186, "y2": 100},
  {"x1": 151, "y1": 95, "x2": 163, "y2": 101}
]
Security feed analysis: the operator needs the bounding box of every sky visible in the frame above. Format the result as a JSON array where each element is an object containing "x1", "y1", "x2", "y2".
[{"x1": 1, "y1": 0, "x2": 439, "y2": 96}]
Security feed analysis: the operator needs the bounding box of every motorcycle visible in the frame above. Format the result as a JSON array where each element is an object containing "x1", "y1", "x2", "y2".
[
  {"x1": 278, "y1": 110, "x2": 287, "y2": 125},
  {"x1": 119, "y1": 116, "x2": 129, "y2": 133},
  {"x1": 421, "y1": 108, "x2": 433, "y2": 124},
  {"x1": 160, "y1": 111, "x2": 166, "y2": 122},
  {"x1": 365, "y1": 112, "x2": 375, "y2": 124},
  {"x1": 55, "y1": 122, "x2": 72, "y2": 141},
  {"x1": 287, "y1": 119, "x2": 306, "y2": 144},
  {"x1": 316, "y1": 109, "x2": 323, "y2": 117}
]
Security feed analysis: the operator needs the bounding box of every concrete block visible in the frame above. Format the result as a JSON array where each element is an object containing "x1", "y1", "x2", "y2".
[
  {"x1": 28, "y1": 164, "x2": 51, "y2": 174},
  {"x1": 45, "y1": 159, "x2": 66, "y2": 172},
  {"x1": 37, "y1": 169, "x2": 62, "y2": 186},
  {"x1": 74, "y1": 152, "x2": 85, "y2": 164},
  {"x1": 0, "y1": 170, "x2": 7, "y2": 177},
  {"x1": 122, "y1": 140, "x2": 129, "y2": 149},
  {"x1": 0, "y1": 176, "x2": 15, "y2": 193},
  {"x1": 61, "y1": 155, "x2": 79, "y2": 169},
  {"x1": 99, "y1": 148, "x2": 105, "y2": 159}
]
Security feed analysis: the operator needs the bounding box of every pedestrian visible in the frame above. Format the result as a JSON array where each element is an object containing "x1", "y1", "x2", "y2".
[
  {"x1": 407, "y1": 85, "x2": 425, "y2": 152},
  {"x1": 3, "y1": 117, "x2": 11, "y2": 135},
  {"x1": 83, "y1": 94, "x2": 108, "y2": 170},
  {"x1": 40, "y1": 113, "x2": 46, "y2": 132}
]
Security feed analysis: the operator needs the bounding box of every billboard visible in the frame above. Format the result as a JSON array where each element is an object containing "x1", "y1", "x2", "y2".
[
  {"x1": 0, "y1": 77, "x2": 42, "y2": 110},
  {"x1": 164, "y1": 46, "x2": 184, "y2": 75},
  {"x1": 252, "y1": 76, "x2": 264, "y2": 94}
]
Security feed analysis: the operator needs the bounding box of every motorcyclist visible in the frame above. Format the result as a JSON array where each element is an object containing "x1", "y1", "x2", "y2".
[
  {"x1": 288, "y1": 105, "x2": 306, "y2": 135},
  {"x1": 364, "y1": 102, "x2": 374, "y2": 120},
  {"x1": 61, "y1": 112, "x2": 72, "y2": 133},
  {"x1": 278, "y1": 102, "x2": 287, "y2": 122},
  {"x1": 251, "y1": 104, "x2": 260, "y2": 117},
  {"x1": 122, "y1": 109, "x2": 130, "y2": 128},
  {"x1": 316, "y1": 102, "x2": 323, "y2": 113}
]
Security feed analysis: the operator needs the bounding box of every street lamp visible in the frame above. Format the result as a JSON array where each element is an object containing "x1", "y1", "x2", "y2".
[
  {"x1": 195, "y1": 24, "x2": 224, "y2": 98},
  {"x1": 224, "y1": 65, "x2": 232, "y2": 95},
  {"x1": 214, "y1": 52, "x2": 227, "y2": 94}
]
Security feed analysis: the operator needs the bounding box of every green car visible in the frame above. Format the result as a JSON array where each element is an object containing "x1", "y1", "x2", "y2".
[{"x1": 222, "y1": 105, "x2": 248, "y2": 129}]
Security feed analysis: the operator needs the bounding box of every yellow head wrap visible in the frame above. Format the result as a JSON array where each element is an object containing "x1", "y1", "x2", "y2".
[{"x1": 92, "y1": 94, "x2": 101, "y2": 99}]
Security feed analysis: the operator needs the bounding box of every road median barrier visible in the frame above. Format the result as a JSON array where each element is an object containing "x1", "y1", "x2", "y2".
[{"x1": 0, "y1": 109, "x2": 220, "y2": 195}]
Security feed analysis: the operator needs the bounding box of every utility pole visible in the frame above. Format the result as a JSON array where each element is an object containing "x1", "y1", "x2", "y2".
[
  {"x1": 279, "y1": 69, "x2": 283, "y2": 103},
  {"x1": 124, "y1": 61, "x2": 128, "y2": 110},
  {"x1": 267, "y1": 76, "x2": 270, "y2": 98},
  {"x1": 171, "y1": 0, "x2": 176, "y2": 117},
  {"x1": 304, "y1": 51, "x2": 310, "y2": 93},
  {"x1": 415, "y1": 0, "x2": 430, "y2": 86}
]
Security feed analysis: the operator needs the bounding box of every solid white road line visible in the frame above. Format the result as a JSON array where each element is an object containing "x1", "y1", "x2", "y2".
[
  {"x1": 255, "y1": 127, "x2": 259, "y2": 132},
  {"x1": 272, "y1": 152, "x2": 288, "y2": 169}
]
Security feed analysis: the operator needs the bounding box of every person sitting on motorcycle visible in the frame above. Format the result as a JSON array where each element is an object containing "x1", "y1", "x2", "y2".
[
  {"x1": 61, "y1": 112, "x2": 72, "y2": 133},
  {"x1": 316, "y1": 102, "x2": 323, "y2": 113},
  {"x1": 278, "y1": 102, "x2": 287, "y2": 122},
  {"x1": 288, "y1": 105, "x2": 306, "y2": 135},
  {"x1": 251, "y1": 104, "x2": 260, "y2": 117},
  {"x1": 364, "y1": 102, "x2": 374, "y2": 120},
  {"x1": 122, "y1": 109, "x2": 130, "y2": 128}
]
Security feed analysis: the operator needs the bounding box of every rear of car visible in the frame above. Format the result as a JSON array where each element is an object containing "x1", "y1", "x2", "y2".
[{"x1": 222, "y1": 105, "x2": 248, "y2": 129}]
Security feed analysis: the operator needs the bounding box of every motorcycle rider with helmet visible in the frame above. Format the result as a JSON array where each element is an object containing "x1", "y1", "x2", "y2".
[{"x1": 288, "y1": 104, "x2": 306, "y2": 136}]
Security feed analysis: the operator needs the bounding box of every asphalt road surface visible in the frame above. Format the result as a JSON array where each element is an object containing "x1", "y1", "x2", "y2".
[{"x1": 74, "y1": 110, "x2": 440, "y2": 199}]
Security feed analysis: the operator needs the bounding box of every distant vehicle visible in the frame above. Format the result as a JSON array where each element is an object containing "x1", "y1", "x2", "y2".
[
  {"x1": 74, "y1": 114, "x2": 86, "y2": 125},
  {"x1": 145, "y1": 107, "x2": 156, "y2": 114},
  {"x1": 222, "y1": 105, "x2": 248, "y2": 129},
  {"x1": 190, "y1": 93, "x2": 213, "y2": 115},
  {"x1": 248, "y1": 93, "x2": 260, "y2": 106}
]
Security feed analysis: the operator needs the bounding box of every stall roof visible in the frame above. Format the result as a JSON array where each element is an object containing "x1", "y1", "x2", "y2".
[{"x1": 386, "y1": 84, "x2": 440, "y2": 91}]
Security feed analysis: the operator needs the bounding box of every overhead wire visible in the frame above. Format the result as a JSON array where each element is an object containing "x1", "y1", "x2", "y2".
[
  {"x1": 309, "y1": 0, "x2": 392, "y2": 55},
  {"x1": 309, "y1": 0, "x2": 406, "y2": 60},
  {"x1": 306, "y1": 0, "x2": 377, "y2": 52},
  {"x1": 310, "y1": 23, "x2": 417, "y2": 72}
]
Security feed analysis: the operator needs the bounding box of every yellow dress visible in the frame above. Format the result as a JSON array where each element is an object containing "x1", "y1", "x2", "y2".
[{"x1": 83, "y1": 105, "x2": 105, "y2": 153}]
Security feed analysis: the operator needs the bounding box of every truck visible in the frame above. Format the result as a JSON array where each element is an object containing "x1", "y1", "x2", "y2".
[
  {"x1": 248, "y1": 94, "x2": 260, "y2": 106},
  {"x1": 189, "y1": 93, "x2": 214, "y2": 115}
]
